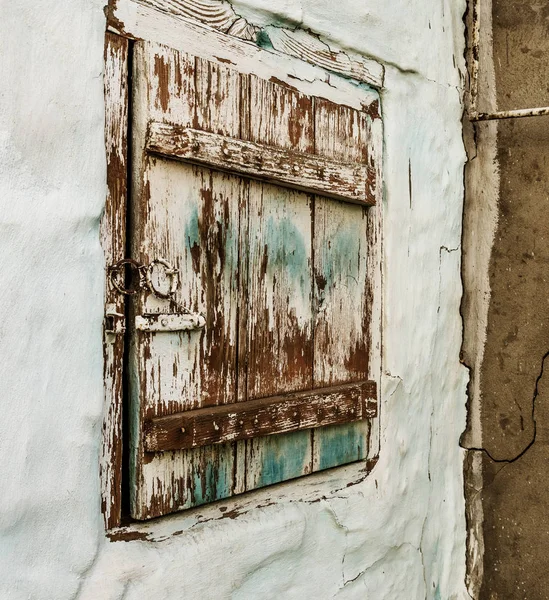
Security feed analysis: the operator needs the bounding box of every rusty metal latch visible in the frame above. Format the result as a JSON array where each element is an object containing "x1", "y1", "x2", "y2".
[
  {"x1": 135, "y1": 313, "x2": 206, "y2": 333},
  {"x1": 109, "y1": 258, "x2": 179, "y2": 298},
  {"x1": 105, "y1": 305, "x2": 126, "y2": 336}
]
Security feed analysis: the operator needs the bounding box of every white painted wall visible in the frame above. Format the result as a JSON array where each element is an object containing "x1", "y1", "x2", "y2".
[{"x1": 0, "y1": 0, "x2": 469, "y2": 598}]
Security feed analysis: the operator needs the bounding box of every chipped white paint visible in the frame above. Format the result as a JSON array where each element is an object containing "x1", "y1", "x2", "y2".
[{"x1": 0, "y1": 1, "x2": 468, "y2": 600}]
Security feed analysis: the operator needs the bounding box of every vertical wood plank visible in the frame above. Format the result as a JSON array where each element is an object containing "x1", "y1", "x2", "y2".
[
  {"x1": 100, "y1": 32, "x2": 129, "y2": 530},
  {"x1": 312, "y1": 100, "x2": 373, "y2": 471},
  {"x1": 130, "y1": 42, "x2": 242, "y2": 518},
  {"x1": 239, "y1": 78, "x2": 315, "y2": 491}
]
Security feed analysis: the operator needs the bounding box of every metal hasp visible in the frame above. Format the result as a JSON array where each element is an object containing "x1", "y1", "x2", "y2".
[
  {"x1": 144, "y1": 380, "x2": 378, "y2": 451},
  {"x1": 108, "y1": 257, "x2": 179, "y2": 298},
  {"x1": 105, "y1": 306, "x2": 126, "y2": 335},
  {"x1": 469, "y1": 0, "x2": 549, "y2": 122},
  {"x1": 135, "y1": 313, "x2": 206, "y2": 332}
]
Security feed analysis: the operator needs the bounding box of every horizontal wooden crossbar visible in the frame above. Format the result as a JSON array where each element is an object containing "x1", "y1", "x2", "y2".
[
  {"x1": 144, "y1": 380, "x2": 377, "y2": 451},
  {"x1": 146, "y1": 123, "x2": 374, "y2": 205}
]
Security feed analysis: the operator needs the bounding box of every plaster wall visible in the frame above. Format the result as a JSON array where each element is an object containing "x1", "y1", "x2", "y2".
[
  {"x1": 0, "y1": 1, "x2": 469, "y2": 598},
  {"x1": 462, "y1": 0, "x2": 549, "y2": 597}
]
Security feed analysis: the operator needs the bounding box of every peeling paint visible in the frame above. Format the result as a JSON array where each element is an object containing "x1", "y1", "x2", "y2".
[{"x1": 0, "y1": 0, "x2": 468, "y2": 599}]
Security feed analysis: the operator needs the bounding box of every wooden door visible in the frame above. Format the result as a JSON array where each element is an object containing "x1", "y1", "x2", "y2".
[{"x1": 128, "y1": 40, "x2": 382, "y2": 520}]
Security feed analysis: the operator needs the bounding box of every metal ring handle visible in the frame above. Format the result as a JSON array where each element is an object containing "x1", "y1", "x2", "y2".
[
  {"x1": 145, "y1": 258, "x2": 179, "y2": 299},
  {"x1": 109, "y1": 259, "x2": 145, "y2": 295}
]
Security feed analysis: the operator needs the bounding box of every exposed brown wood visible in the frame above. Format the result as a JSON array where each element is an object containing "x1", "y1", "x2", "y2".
[
  {"x1": 106, "y1": 0, "x2": 377, "y2": 111},
  {"x1": 147, "y1": 123, "x2": 374, "y2": 205},
  {"x1": 239, "y1": 76, "x2": 316, "y2": 492},
  {"x1": 121, "y1": 36, "x2": 382, "y2": 519},
  {"x1": 101, "y1": 32, "x2": 129, "y2": 530},
  {"x1": 129, "y1": 42, "x2": 242, "y2": 519},
  {"x1": 312, "y1": 99, "x2": 374, "y2": 471},
  {"x1": 107, "y1": 1, "x2": 383, "y2": 87},
  {"x1": 145, "y1": 381, "x2": 377, "y2": 451}
]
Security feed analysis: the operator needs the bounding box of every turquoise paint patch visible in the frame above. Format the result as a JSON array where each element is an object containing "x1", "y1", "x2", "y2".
[
  {"x1": 316, "y1": 422, "x2": 365, "y2": 471},
  {"x1": 191, "y1": 446, "x2": 233, "y2": 506},
  {"x1": 185, "y1": 205, "x2": 200, "y2": 249},
  {"x1": 265, "y1": 214, "x2": 310, "y2": 297},
  {"x1": 255, "y1": 431, "x2": 311, "y2": 488},
  {"x1": 320, "y1": 219, "x2": 362, "y2": 292}
]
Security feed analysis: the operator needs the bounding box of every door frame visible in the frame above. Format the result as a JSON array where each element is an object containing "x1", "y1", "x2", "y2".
[{"x1": 101, "y1": 0, "x2": 383, "y2": 530}]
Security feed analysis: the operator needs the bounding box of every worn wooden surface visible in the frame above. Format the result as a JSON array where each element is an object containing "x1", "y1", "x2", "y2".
[
  {"x1": 132, "y1": 0, "x2": 258, "y2": 41},
  {"x1": 147, "y1": 123, "x2": 374, "y2": 204},
  {"x1": 100, "y1": 32, "x2": 129, "y2": 530},
  {"x1": 129, "y1": 43, "x2": 243, "y2": 519},
  {"x1": 145, "y1": 381, "x2": 377, "y2": 451},
  {"x1": 263, "y1": 27, "x2": 384, "y2": 89},
  {"x1": 125, "y1": 38, "x2": 382, "y2": 520},
  {"x1": 312, "y1": 100, "x2": 374, "y2": 471},
  {"x1": 107, "y1": 0, "x2": 384, "y2": 88},
  {"x1": 107, "y1": 0, "x2": 381, "y2": 109}
]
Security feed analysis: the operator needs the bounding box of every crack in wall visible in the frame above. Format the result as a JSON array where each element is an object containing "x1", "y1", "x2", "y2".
[{"x1": 461, "y1": 348, "x2": 549, "y2": 464}]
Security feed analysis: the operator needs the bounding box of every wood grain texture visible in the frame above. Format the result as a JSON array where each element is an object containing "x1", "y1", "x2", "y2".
[
  {"x1": 107, "y1": 0, "x2": 377, "y2": 110},
  {"x1": 101, "y1": 32, "x2": 129, "y2": 530},
  {"x1": 133, "y1": 0, "x2": 258, "y2": 41},
  {"x1": 145, "y1": 381, "x2": 377, "y2": 450},
  {"x1": 147, "y1": 123, "x2": 374, "y2": 204},
  {"x1": 263, "y1": 27, "x2": 384, "y2": 89},
  {"x1": 312, "y1": 100, "x2": 374, "y2": 471},
  {"x1": 239, "y1": 77, "x2": 316, "y2": 492},
  {"x1": 129, "y1": 42, "x2": 242, "y2": 519},
  {"x1": 123, "y1": 38, "x2": 382, "y2": 519}
]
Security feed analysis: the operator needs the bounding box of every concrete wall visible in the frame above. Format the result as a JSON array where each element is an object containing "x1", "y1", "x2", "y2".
[
  {"x1": 462, "y1": 0, "x2": 549, "y2": 598},
  {"x1": 0, "y1": 1, "x2": 469, "y2": 598}
]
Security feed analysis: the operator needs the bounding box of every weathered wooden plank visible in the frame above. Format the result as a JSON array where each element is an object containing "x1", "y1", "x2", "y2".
[
  {"x1": 107, "y1": 0, "x2": 378, "y2": 110},
  {"x1": 132, "y1": 0, "x2": 259, "y2": 41},
  {"x1": 145, "y1": 381, "x2": 377, "y2": 451},
  {"x1": 263, "y1": 26, "x2": 384, "y2": 89},
  {"x1": 100, "y1": 32, "x2": 129, "y2": 530},
  {"x1": 146, "y1": 123, "x2": 374, "y2": 205},
  {"x1": 129, "y1": 43, "x2": 242, "y2": 519},
  {"x1": 240, "y1": 76, "x2": 316, "y2": 492},
  {"x1": 312, "y1": 99, "x2": 375, "y2": 471}
]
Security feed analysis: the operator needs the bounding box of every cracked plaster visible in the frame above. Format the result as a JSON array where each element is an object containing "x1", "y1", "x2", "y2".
[{"x1": 0, "y1": 0, "x2": 469, "y2": 598}]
